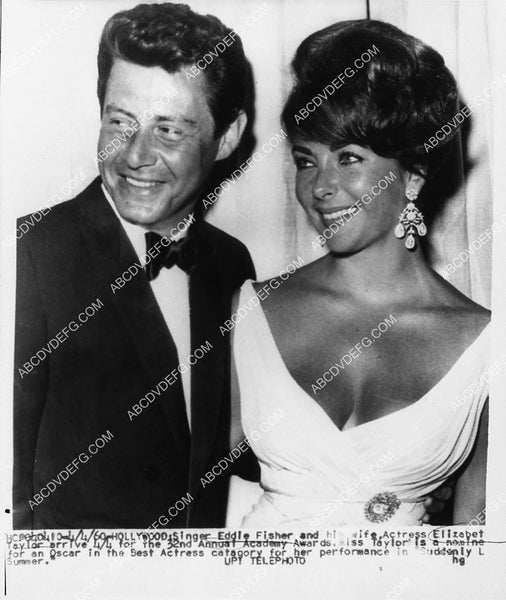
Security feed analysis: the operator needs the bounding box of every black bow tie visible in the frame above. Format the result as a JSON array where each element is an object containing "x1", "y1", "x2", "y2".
[{"x1": 144, "y1": 231, "x2": 201, "y2": 280}]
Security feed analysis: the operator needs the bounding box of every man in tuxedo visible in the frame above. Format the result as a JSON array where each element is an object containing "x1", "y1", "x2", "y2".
[{"x1": 13, "y1": 2, "x2": 257, "y2": 529}]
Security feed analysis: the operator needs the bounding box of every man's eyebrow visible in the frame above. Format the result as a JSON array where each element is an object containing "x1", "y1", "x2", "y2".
[
  {"x1": 104, "y1": 104, "x2": 197, "y2": 127},
  {"x1": 104, "y1": 104, "x2": 137, "y2": 120},
  {"x1": 154, "y1": 115, "x2": 197, "y2": 127},
  {"x1": 291, "y1": 145, "x2": 313, "y2": 155}
]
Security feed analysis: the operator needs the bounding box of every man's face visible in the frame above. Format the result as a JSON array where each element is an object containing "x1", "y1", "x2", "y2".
[{"x1": 98, "y1": 59, "x2": 221, "y2": 233}]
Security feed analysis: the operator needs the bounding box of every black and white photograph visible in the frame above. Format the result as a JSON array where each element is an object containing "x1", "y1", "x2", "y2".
[{"x1": 1, "y1": 0, "x2": 506, "y2": 598}]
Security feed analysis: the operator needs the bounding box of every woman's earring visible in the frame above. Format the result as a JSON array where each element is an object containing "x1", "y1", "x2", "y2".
[{"x1": 394, "y1": 188, "x2": 427, "y2": 250}]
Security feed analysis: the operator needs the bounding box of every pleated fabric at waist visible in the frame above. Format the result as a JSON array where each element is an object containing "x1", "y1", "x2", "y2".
[{"x1": 240, "y1": 491, "x2": 426, "y2": 528}]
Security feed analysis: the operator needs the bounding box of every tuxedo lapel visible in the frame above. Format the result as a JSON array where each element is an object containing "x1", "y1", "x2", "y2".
[
  {"x1": 188, "y1": 230, "x2": 227, "y2": 497},
  {"x1": 75, "y1": 179, "x2": 191, "y2": 457}
]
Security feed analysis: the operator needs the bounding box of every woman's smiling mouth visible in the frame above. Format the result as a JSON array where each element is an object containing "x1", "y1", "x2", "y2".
[{"x1": 318, "y1": 205, "x2": 360, "y2": 224}]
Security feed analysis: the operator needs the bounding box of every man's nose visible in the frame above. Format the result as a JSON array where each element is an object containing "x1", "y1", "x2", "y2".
[
  {"x1": 123, "y1": 130, "x2": 157, "y2": 169},
  {"x1": 313, "y1": 164, "x2": 340, "y2": 202}
]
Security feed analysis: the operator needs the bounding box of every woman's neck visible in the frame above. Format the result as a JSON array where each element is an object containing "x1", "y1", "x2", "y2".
[{"x1": 320, "y1": 239, "x2": 435, "y2": 306}]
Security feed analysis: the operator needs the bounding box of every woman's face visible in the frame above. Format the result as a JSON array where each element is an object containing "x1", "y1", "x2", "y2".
[{"x1": 292, "y1": 139, "x2": 412, "y2": 255}]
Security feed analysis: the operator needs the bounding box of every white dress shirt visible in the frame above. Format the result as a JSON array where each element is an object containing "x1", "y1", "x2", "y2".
[{"x1": 102, "y1": 184, "x2": 192, "y2": 429}]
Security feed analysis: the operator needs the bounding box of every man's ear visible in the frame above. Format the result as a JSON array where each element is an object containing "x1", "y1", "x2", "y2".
[{"x1": 215, "y1": 111, "x2": 247, "y2": 162}]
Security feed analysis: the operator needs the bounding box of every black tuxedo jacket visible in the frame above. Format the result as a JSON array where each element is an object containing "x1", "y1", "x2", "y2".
[{"x1": 14, "y1": 177, "x2": 257, "y2": 529}]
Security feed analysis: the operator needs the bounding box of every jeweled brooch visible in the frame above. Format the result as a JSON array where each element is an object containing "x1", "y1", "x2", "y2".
[{"x1": 364, "y1": 492, "x2": 401, "y2": 523}]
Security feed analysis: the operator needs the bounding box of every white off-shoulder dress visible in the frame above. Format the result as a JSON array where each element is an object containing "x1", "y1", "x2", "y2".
[{"x1": 233, "y1": 279, "x2": 490, "y2": 528}]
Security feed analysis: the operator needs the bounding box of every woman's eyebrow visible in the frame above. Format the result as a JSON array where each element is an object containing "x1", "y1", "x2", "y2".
[
  {"x1": 330, "y1": 142, "x2": 350, "y2": 152},
  {"x1": 291, "y1": 144, "x2": 312, "y2": 155}
]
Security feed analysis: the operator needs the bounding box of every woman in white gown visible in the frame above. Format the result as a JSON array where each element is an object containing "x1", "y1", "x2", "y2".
[{"x1": 230, "y1": 19, "x2": 490, "y2": 528}]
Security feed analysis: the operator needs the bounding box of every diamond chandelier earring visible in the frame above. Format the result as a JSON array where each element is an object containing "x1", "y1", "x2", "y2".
[{"x1": 394, "y1": 188, "x2": 427, "y2": 250}]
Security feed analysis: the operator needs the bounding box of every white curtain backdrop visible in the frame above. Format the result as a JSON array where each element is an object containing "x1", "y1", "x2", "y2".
[{"x1": 369, "y1": 0, "x2": 497, "y2": 307}]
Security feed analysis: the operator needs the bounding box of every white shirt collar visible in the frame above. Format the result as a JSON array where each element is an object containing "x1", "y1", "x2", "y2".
[{"x1": 101, "y1": 182, "x2": 193, "y2": 262}]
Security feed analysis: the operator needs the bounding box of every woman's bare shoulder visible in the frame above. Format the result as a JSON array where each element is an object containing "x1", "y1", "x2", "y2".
[
  {"x1": 252, "y1": 256, "x2": 325, "y2": 296},
  {"x1": 430, "y1": 273, "x2": 490, "y2": 342}
]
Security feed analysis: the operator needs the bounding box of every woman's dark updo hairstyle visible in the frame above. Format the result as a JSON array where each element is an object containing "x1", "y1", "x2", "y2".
[{"x1": 282, "y1": 19, "x2": 459, "y2": 185}]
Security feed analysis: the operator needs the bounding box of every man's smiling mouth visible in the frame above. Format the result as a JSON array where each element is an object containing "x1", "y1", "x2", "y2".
[{"x1": 124, "y1": 175, "x2": 164, "y2": 189}]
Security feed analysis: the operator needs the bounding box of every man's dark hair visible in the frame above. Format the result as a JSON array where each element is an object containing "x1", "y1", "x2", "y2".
[
  {"x1": 282, "y1": 19, "x2": 459, "y2": 186},
  {"x1": 97, "y1": 2, "x2": 247, "y2": 137}
]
